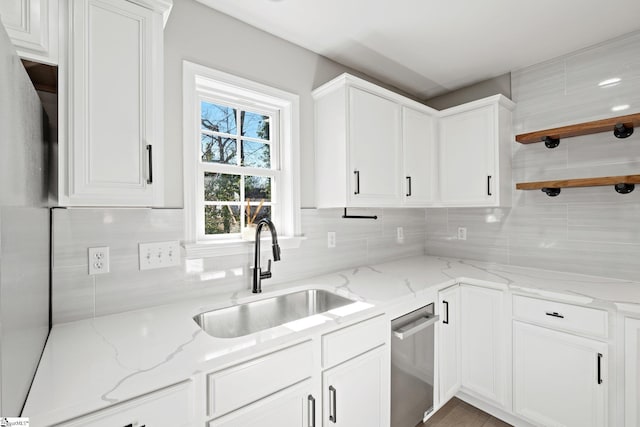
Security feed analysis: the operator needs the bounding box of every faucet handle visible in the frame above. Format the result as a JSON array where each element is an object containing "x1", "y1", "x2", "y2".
[{"x1": 261, "y1": 259, "x2": 272, "y2": 279}]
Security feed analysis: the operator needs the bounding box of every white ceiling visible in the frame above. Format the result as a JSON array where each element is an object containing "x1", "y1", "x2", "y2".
[{"x1": 196, "y1": 0, "x2": 640, "y2": 99}]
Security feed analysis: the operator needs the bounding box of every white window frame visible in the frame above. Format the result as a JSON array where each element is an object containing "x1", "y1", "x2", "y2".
[{"x1": 183, "y1": 61, "x2": 301, "y2": 253}]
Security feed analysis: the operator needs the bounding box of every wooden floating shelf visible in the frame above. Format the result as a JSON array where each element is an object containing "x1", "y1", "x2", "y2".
[
  {"x1": 516, "y1": 113, "x2": 640, "y2": 145},
  {"x1": 516, "y1": 175, "x2": 640, "y2": 196}
]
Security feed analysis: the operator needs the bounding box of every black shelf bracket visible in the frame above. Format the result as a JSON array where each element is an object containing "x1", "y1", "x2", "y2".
[
  {"x1": 614, "y1": 123, "x2": 634, "y2": 139},
  {"x1": 543, "y1": 136, "x2": 560, "y2": 149},
  {"x1": 541, "y1": 187, "x2": 561, "y2": 197},
  {"x1": 341, "y1": 208, "x2": 378, "y2": 220},
  {"x1": 615, "y1": 183, "x2": 635, "y2": 194}
]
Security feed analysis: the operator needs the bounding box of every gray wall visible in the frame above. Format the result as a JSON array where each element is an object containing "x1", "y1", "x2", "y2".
[
  {"x1": 425, "y1": 31, "x2": 640, "y2": 281},
  {"x1": 424, "y1": 73, "x2": 512, "y2": 110},
  {"x1": 0, "y1": 23, "x2": 50, "y2": 416}
]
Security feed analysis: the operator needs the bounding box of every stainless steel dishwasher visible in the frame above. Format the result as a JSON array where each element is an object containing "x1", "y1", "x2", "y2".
[{"x1": 391, "y1": 303, "x2": 439, "y2": 427}]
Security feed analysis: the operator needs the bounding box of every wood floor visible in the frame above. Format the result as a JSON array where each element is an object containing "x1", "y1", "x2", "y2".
[{"x1": 419, "y1": 398, "x2": 512, "y2": 427}]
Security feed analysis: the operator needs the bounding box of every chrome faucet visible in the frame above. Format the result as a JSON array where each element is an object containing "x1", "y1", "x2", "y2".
[{"x1": 251, "y1": 218, "x2": 281, "y2": 293}]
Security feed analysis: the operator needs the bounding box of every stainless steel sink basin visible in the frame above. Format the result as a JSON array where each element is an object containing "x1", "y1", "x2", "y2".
[{"x1": 193, "y1": 289, "x2": 356, "y2": 338}]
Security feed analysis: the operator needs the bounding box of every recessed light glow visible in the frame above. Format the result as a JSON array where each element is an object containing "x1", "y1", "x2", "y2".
[
  {"x1": 611, "y1": 104, "x2": 630, "y2": 112},
  {"x1": 598, "y1": 77, "x2": 621, "y2": 87}
]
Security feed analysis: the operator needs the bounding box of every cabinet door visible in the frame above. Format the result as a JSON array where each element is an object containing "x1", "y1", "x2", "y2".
[
  {"x1": 323, "y1": 346, "x2": 387, "y2": 427},
  {"x1": 459, "y1": 284, "x2": 506, "y2": 407},
  {"x1": 625, "y1": 317, "x2": 640, "y2": 427},
  {"x1": 438, "y1": 285, "x2": 460, "y2": 405},
  {"x1": 348, "y1": 87, "x2": 402, "y2": 206},
  {"x1": 0, "y1": 0, "x2": 58, "y2": 64},
  {"x1": 209, "y1": 380, "x2": 316, "y2": 427},
  {"x1": 402, "y1": 107, "x2": 435, "y2": 205},
  {"x1": 66, "y1": 0, "x2": 162, "y2": 206},
  {"x1": 514, "y1": 321, "x2": 607, "y2": 427},
  {"x1": 439, "y1": 105, "x2": 495, "y2": 206}
]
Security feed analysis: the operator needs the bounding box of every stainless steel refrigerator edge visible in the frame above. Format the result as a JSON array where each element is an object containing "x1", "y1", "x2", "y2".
[{"x1": 0, "y1": 20, "x2": 50, "y2": 416}]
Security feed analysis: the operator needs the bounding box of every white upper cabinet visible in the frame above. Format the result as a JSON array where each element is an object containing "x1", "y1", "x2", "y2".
[
  {"x1": 60, "y1": 0, "x2": 170, "y2": 206},
  {"x1": 0, "y1": 0, "x2": 59, "y2": 64},
  {"x1": 314, "y1": 74, "x2": 513, "y2": 209},
  {"x1": 349, "y1": 87, "x2": 402, "y2": 206},
  {"x1": 438, "y1": 95, "x2": 514, "y2": 207},
  {"x1": 403, "y1": 106, "x2": 436, "y2": 205},
  {"x1": 314, "y1": 74, "x2": 437, "y2": 208}
]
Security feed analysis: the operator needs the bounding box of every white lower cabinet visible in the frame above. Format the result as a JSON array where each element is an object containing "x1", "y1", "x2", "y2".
[
  {"x1": 203, "y1": 316, "x2": 388, "y2": 427},
  {"x1": 437, "y1": 284, "x2": 506, "y2": 408},
  {"x1": 438, "y1": 285, "x2": 460, "y2": 405},
  {"x1": 513, "y1": 321, "x2": 607, "y2": 427},
  {"x1": 208, "y1": 379, "x2": 315, "y2": 427},
  {"x1": 322, "y1": 346, "x2": 387, "y2": 427},
  {"x1": 625, "y1": 317, "x2": 640, "y2": 427},
  {"x1": 58, "y1": 381, "x2": 193, "y2": 426},
  {"x1": 459, "y1": 284, "x2": 507, "y2": 407}
]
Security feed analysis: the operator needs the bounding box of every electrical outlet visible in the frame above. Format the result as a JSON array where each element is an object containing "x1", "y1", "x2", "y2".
[
  {"x1": 139, "y1": 241, "x2": 181, "y2": 270},
  {"x1": 88, "y1": 247, "x2": 110, "y2": 275},
  {"x1": 327, "y1": 231, "x2": 336, "y2": 248},
  {"x1": 397, "y1": 227, "x2": 404, "y2": 243},
  {"x1": 458, "y1": 227, "x2": 467, "y2": 241}
]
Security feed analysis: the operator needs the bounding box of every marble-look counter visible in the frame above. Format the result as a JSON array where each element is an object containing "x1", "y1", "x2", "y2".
[{"x1": 23, "y1": 255, "x2": 640, "y2": 425}]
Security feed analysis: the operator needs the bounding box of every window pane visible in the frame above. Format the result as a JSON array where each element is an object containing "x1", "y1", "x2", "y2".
[
  {"x1": 201, "y1": 101, "x2": 236, "y2": 134},
  {"x1": 245, "y1": 175, "x2": 271, "y2": 201},
  {"x1": 246, "y1": 205, "x2": 271, "y2": 226},
  {"x1": 241, "y1": 140, "x2": 271, "y2": 168},
  {"x1": 241, "y1": 111, "x2": 270, "y2": 140},
  {"x1": 204, "y1": 173, "x2": 240, "y2": 202},
  {"x1": 205, "y1": 205, "x2": 240, "y2": 235},
  {"x1": 201, "y1": 134, "x2": 237, "y2": 164}
]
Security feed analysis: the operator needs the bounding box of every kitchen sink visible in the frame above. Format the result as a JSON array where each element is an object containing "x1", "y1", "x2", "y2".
[{"x1": 193, "y1": 289, "x2": 357, "y2": 338}]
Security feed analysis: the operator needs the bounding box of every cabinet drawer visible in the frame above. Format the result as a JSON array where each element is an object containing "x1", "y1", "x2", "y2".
[
  {"x1": 513, "y1": 295, "x2": 608, "y2": 338},
  {"x1": 207, "y1": 341, "x2": 313, "y2": 419},
  {"x1": 322, "y1": 315, "x2": 387, "y2": 368},
  {"x1": 59, "y1": 381, "x2": 192, "y2": 426}
]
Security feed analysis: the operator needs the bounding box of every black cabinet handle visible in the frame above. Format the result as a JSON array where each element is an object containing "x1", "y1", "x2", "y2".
[
  {"x1": 443, "y1": 300, "x2": 449, "y2": 324},
  {"x1": 354, "y1": 170, "x2": 360, "y2": 195},
  {"x1": 597, "y1": 353, "x2": 603, "y2": 384},
  {"x1": 406, "y1": 176, "x2": 412, "y2": 197},
  {"x1": 329, "y1": 385, "x2": 337, "y2": 423},
  {"x1": 487, "y1": 175, "x2": 492, "y2": 196},
  {"x1": 545, "y1": 311, "x2": 564, "y2": 319},
  {"x1": 146, "y1": 144, "x2": 153, "y2": 184},
  {"x1": 308, "y1": 394, "x2": 316, "y2": 427}
]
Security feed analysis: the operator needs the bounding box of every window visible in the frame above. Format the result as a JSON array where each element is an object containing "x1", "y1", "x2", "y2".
[
  {"x1": 200, "y1": 100, "x2": 277, "y2": 236},
  {"x1": 183, "y1": 62, "x2": 300, "y2": 247}
]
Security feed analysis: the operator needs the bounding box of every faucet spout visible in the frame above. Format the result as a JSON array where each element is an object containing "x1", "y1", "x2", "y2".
[{"x1": 252, "y1": 218, "x2": 281, "y2": 293}]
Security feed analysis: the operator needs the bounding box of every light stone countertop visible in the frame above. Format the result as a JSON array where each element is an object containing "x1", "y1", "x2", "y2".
[{"x1": 22, "y1": 255, "x2": 640, "y2": 425}]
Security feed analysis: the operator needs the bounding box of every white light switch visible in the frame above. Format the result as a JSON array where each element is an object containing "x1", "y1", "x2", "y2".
[{"x1": 139, "y1": 241, "x2": 181, "y2": 270}]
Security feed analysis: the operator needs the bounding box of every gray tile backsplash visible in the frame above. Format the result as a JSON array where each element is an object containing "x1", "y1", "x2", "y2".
[
  {"x1": 52, "y1": 207, "x2": 426, "y2": 324},
  {"x1": 426, "y1": 30, "x2": 640, "y2": 282}
]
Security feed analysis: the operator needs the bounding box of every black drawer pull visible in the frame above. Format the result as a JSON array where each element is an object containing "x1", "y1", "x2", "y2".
[{"x1": 545, "y1": 311, "x2": 564, "y2": 319}]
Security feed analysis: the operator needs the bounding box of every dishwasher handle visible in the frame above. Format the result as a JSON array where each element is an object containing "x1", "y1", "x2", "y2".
[{"x1": 392, "y1": 314, "x2": 440, "y2": 340}]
